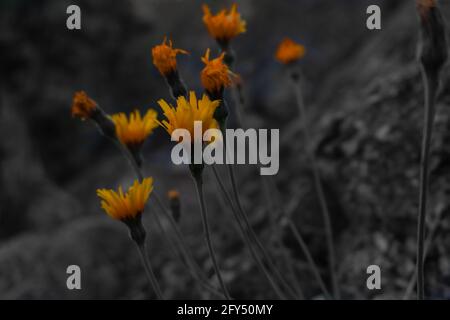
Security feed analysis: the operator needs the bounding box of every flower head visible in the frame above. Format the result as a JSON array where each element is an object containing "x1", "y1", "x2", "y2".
[
  {"x1": 202, "y1": 3, "x2": 246, "y2": 43},
  {"x1": 71, "y1": 91, "x2": 98, "y2": 120},
  {"x1": 152, "y1": 38, "x2": 188, "y2": 76},
  {"x1": 201, "y1": 49, "x2": 235, "y2": 94},
  {"x1": 97, "y1": 177, "x2": 154, "y2": 221},
  {"x1": 111, "y1": 109, "x2": 158, "y2": 148},
  {"x1": 168, "y1": 190, "x2": 180, "y2": 200},
  {"x1": 275, "y1": 38, "x2": 306, "y2": 64},
  {"x1": 157, "y1": 91, "x2": 220, "y2": 141}
]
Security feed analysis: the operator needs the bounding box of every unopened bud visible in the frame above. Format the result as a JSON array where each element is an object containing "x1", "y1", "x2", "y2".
[
  {"x1": 417, "y1": 0, "x2": 448, "y2": 74},
  {"x1": 168, "y1": 190, "x2": 181, "y2": 222}
]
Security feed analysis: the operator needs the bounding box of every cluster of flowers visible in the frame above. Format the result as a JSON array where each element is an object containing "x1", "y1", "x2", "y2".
[
  {"x1": 72, "y1": 3, "x2": 304, "y2": 227},
  {"x1": 71, "y1": 3, "x2": 307, "y2": 299}
]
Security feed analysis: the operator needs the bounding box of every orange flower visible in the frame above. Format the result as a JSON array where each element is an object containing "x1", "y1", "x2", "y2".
[
  {"x1": 157, "y1": 91, "x2": 220, "y2": 142},
  {"x1": 201, "y1": 49, "x2": 235, "y2": 94},
  {"x1": 97, "y1": 177, "x2": 154, "y2": 221},
  {"x1": 152, "y1": 38, "x2": 188, "y2": 76},
  {"x1": 275, "y1": 38, "x2": 306, "y2": 64},
  {"x1": 202, "y1": 3, "x2": 246, "y2": 42},
  {"x1": 71, "y1": 91, "x2": 98, "y2": 120},
  {"x1": 111, "y1": 109, "x2": 158, "y2": 148}
]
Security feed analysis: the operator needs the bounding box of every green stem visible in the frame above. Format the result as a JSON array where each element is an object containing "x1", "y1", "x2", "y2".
[
  {"x1": 192, "y1": 172, "x2": 231, "y2": 300},
  {"x1": 417, "y1": 68, "x2": 437, "y2": 300},
  {"x1": 293, "y1": 75, "x2": 339, "y2": 299},
  {"x1": 135, "y1": 242, "x2": 164, "y2": 299},
  {"x1": 211, "y1": 166, "x2": 287, "y2": 299}
]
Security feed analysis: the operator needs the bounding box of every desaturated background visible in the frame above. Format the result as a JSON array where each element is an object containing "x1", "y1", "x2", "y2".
[{"x1": 2, "y1": 0, "x2": 450, "y2": 299}]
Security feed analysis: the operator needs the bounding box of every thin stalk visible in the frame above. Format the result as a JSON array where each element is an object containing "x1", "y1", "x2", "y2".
[
  {"x1": 115, "y1": 141, "x2": 225, "y2": 298},
  {"x1": 292, "y1": 76, "x2": 339, "y2": 299},
  {"x1": 192, "y1": 172, "x2": 231, "y2": 300},
  {"x1": 114, "y1": 140, "x2": 144, "y2": 181},
  {"x1": 404, "y1": 206, "x2": 443, "y2": 300},
  {"x1": 228, "y1": 82, "x2": 310, "y2": 298},
  {"x1": 135, "y1": 242, "x2": 164, "y2": 299},
  {"x1": 211, "y1": 166, "x2": 287, "y2": 299},
  {"x1": 262, "y1": 176, "x2": 305, "y2": 298},
  {"x1": 150, "y1": 207, "x2": 224, "y2": 298},
  {"x1": 216, "y1": 101, "x2": 298, "y2": 298},
  {"x1": 416, "y1": 68, "x2": 438, "y2": 300},
  {"x1": 226, "y1": 163, "x2": 299, "y2": 299},
  {"x1": 286, "y1": 220, "x2": 331, "y2": 299}
]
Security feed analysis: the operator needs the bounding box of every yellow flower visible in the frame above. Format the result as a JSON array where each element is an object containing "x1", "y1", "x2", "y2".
[
  {"x1": 97, "y1": 177, "x2": 154, "y2": 221},
  {"x1": 202, "y1": 3, "x2": 246, "y2": 42},
  {"x1": 275, "y1": 38, "x2": 306, "y2": 64},
  {"x1": 71, "y1": 91, "x2": 98, "y2": 120},
  {"x1": 157, "y1": 91, "x2": 220, "y2": 142},
  {"x1": 201, "y1": 49, "x2": 235, "y2": 94},
  {"x1": 111, "y1": 109, "x2": 158, "y2": 148},
  {"x1": 152, "y1": 37, "x2": 188, "y2": 76}
]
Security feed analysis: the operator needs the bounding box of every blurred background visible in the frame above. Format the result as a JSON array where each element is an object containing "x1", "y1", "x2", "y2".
[{"x1": 2, "y1": 0, "x2": 450, "y2": 299}]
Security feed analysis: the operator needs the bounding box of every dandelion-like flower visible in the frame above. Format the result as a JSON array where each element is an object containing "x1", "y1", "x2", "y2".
[
  {"x1": 201, "y1": 49, "x2": 235, "y2": 96},
  {"x1": 202, "y1": 3, "x2": 246, "y2": 44},
  {"x1": 157, "y1": 91, "x2": 220, "y2": 141},
  {"x1": 96, "y1": 177, "x2": 154, "y2": 221},
  {"x1": 152, "y1": 38, "x2": 188, "y2": 76},
  {"x1": 275, "y1": 38, "x2": 306, "y2": 65},
  {"x1": 111, "y1": 109, "x2": 158, "y2": 149},
  {"x1": 71, "y1": 91, "x2": 98, "y2": 120}
]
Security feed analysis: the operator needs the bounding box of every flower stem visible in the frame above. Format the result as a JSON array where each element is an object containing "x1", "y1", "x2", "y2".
[
  {"x1": 292, "y1": 74, "x2": 340, "y2": 299},
  {"x1": 192, "y1": 170, "x2": 231, "y2": 300},
  {"x1": 115, "y1": 141, "x2": 225, "y2": 298},
  {"x1": 227, "y1": 84, "x2": 308, "y2": 298},
  {"x1": 211, "y1": 166, "x2": 287, "y2": 299},
  {"x1": 417, "y1": 67, "x2": 438, "y2": 300},
  {"x1": 285, "y1": 219, "x2": 331, "y2": 299},
  {"x1": 150, "y1": 206, "x2": 225, "y2": 298},
  {"x1": 225, "y1": 163, "x2": 298, "y2": 299},
  {"x1": 135, "y1": 242, "x2": 164, "y2": 299},
  {"x1": 404, "y1": 205, "x2": 443, "y2": 300}
]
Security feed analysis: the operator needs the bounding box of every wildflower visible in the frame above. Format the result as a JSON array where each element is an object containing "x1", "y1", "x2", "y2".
[
  {"x1": 416, "y1": 0, "x2": 447, "y2": 73},
  {"x1": 71, "y1": 91, "x2": 98, "y2": 120},
  {"x1": 202, "y1": 3, "x2": 246, "y2": 46},
  {"x1": 201, "y1": 49, "x2": 235, "y2": 97},
  {"x1": 97, "y1": 177, "x2": 163, "y2": 299},
  {"x1": 96, "y1": 177, "x2": 154, "y2": 221},
  {"x1": 275, "y1": 38, "x2": 306, "y2": 65},
  {"x1": 71, "y1": 91, "x2": 116, "y2": 139},
  {"x1": 111, "y1": 109, "x2": 158, "y2": 149},
  {"x1": 157, "y1": 91, "x2": 220, "y2": 141},
  {"x1": 152, "y1": 38, "x2": 189, "y2": 99},
  {"x1": 152, "y1": 37, "x2": 188, "y2": 76}
]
